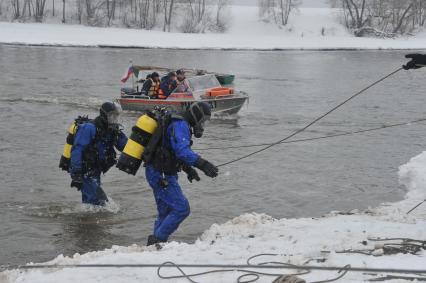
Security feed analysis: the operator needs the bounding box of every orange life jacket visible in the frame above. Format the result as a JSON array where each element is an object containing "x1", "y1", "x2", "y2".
[
  {"x1": 148, "y1": 79, "x2": 160, "y2": 97},
  {"x1": 158, "y1": 89, "x2": 167, "y2": 99}
]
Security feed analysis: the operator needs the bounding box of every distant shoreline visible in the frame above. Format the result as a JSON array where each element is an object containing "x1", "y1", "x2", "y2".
[
  {"x1": 2, "y1": 42, "x2": 425, "y2": 52},
  {"x1": 1, "y1": 6, "x2": 426, "y2": 52}
]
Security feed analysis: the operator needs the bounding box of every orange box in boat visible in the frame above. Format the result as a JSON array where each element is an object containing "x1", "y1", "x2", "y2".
[{"x1": 205, "y1": 87, "x2": 234, "y2": 97}]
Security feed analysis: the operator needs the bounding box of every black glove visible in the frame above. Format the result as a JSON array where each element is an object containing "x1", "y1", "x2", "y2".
[
  {"x1": 195, "y1": 157, "x2": 218, "y2": 178},
  {"x1": 403, "y1": 54, "x2": 426, "y2": 70},
  {"x1": 182, "y1": 165, "x2": 200, "y2": 183},
  {"x1": 70, "y1": 171, "x2": 83, "y2": 191}
]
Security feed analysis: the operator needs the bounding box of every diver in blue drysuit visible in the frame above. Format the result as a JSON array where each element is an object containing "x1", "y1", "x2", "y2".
[
  {"x1": 145, "y1": 102, "x2": 219, "y2": 246},
  {"x1": 70, "y1": 102, "x2": 127, "y2": 206}
]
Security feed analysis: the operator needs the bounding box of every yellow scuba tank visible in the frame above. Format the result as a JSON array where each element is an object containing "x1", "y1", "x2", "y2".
[
  {"x1": 116, "y1": 112, "x2": 158, "y2": 175},
  {"x1": 59, "y1": 116, "x2": 90, "y2": 171}
]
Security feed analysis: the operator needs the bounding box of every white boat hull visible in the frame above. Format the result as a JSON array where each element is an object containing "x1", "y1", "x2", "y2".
[{"x1": 117, "y1": 94, "x2": 248, "y2": 115}]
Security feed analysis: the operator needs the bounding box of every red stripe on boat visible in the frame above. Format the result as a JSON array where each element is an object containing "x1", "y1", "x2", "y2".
[{"x1": 119, "y1": 99, "x2": 184, "y2": 105}]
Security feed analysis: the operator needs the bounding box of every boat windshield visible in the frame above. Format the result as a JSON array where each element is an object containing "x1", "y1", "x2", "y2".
[
  {"x1": 187, "y1": 74, "x2": 221, "y2": 92},
  {"x1": 170, "y1": 74, "x2": 221, "y2": 99}
]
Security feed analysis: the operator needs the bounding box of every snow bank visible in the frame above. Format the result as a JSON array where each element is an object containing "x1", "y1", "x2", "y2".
[
  {"x1": 2, "y1": 152, "x2": 426, "y2": 282},
  {"x1": 1, "y1": 7, "x2": 426, "y2": 50},
  {"x1": 399, "y1": 151, "x2": 426, "y2": 203}
]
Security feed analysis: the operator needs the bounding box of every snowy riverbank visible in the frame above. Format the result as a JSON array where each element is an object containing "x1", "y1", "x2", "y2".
[
  {"x1": 2, "y1": 151, "x2": 426, "y2": 282},
  {"x1": 1, "y1": 7, "x2": 426, "y2": 50}
]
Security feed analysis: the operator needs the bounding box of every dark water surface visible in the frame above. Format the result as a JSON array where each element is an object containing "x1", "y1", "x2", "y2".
[{"x1": 0, "y1": 45, "x2": 425, "y2": 266}]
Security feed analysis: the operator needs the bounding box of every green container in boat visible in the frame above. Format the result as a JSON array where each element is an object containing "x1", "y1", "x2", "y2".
[{"x1": 216, "y1": 74, "x2": 235, "y2": 85}]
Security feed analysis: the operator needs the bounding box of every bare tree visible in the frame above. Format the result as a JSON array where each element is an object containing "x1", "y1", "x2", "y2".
[
  {"x1": 180, "y1": 0, "x2": 212, "y2": 33},
  {"x1": 151, "y1": 0, "x2": 160, "y2": 27},
  {"x1": 62, "y1": 0, "x2": 65, "y2": 23},
  {"x1": 392, "y1": 1, "x2": 414, "y2": 34},
  {"x1": 84, "y1": 0, "x2": 104, "y2": 26},
  {"x1": 21, "y1": 0, "x2": 32, "y2": 18},
  {"x1": 76, "y1": 0, "x2": 86, "y2": 24},
  {"x1": 215, "y1": 0, "x2": 230, "y2": 32},
  {"x1": 163, "y1": 0, "x2": 174, "y2": 32},
  {"x1": 279, "y1": 0, "x2": 293, "y2": 25},
  {"x1": 342, "y1": 0, "x2": 367, "y2": 29},
  {"x1": 106, "y1": 0, "x2": 116, "y2": 26},
  {"x1": 34, "y1": 0, "x2": 47, "y2": 22},
  {"x1": 85, "y1": 0, "x2": 94, "y2": 19},
  {"x1": 195, "y1": 0, "x2": 206, "y2": 23},
  {"x1": 416, "y1": 0, "x2": 426, "y2": 26},
  {"x1": 11, "y1": 0, "x2": 20, "y2": 19},
  {"x1": 258, "y1": 0, "x2": 300, "y2": 26},
  {"x1": 137, "y1": 0, "x2": 148, "y2": 28},
  {"x1": 136, "y1": 0, "x2": 159, "y2": 29}
]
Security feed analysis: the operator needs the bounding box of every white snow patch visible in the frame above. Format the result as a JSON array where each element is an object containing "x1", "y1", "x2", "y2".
[
  {"x1": 1, "y1": 7, "x2": 426, "y2": 50},
  {"x1": 2, "y1": 151, "x2": 426, "y2": 282}
]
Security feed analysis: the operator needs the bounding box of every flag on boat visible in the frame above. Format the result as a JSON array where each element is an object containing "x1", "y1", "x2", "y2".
[
  {"x1": 131, "y1": 65, "x2": 143, "y2": 79},
  {"x1": 121, "y1": 65, "x2": 147, "y2": 83},
  {"x1": 121, "y1": 64, "x2": 133, "y2": 83}
]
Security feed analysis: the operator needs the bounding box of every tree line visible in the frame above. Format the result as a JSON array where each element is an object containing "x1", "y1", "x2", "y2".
[
  {"x1": 1, "y1": 0, "x2": 425, "y2": 36},
  {"x1": 258, "y1": 0, "x2": 425, "y2": 37},
  {"x1": 330, "y1": 0, "x2": 426, "y2": 37},
  {"x1": 0, "y1": 0, "x2": 230, "y2": 33}
]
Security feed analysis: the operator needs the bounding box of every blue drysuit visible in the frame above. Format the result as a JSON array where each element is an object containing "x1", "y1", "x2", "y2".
[
  {"x1": 145, "y1": 119, "x2": 199, "y2": 241},
  {"x1": 70, "y1": 122, "x2": 127, "y2": 205}
]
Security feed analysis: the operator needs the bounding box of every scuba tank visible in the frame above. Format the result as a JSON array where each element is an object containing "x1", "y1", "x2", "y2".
[
  {"x1": 116, "y1": 111, "x2": 159, "y2": 175},
  {"x1": 59, "y1": 116, "x2": 91, "y2": 171}
]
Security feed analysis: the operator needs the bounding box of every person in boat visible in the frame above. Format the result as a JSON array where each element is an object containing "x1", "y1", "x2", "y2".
[
  {"x1": 142, "y1": 72, "x2": 161, "y2": 98},
  {"x1": 70, "y1": 102, "x2": 128, "y2": 206},
  {"x1": 175, "y1": 69, "x2": 191, "y2": 93},
  {"x1": 158, "y1": 72, "x2": 177, "y2": 99},
  {"x1": 145, "y1": 102, "x2": 219, "y2": 246}
]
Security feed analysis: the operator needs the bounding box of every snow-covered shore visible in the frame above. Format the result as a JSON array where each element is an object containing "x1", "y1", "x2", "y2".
[
  {"x1": 1, "y1": 7, "x2": 426, "y2": 50},
  {"x1": 2, "y1": 151, "x2": 426, "y2": 283}
]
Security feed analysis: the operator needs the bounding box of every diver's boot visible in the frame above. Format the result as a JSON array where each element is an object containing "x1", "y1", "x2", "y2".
[
  {"x1": 147, "y1": 235, "x2": 164, "y2": 250},
  {"x1": 96, "y1": 187, "x2": 109, "y2": 206}
]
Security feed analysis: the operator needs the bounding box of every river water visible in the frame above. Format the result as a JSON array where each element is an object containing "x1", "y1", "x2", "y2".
[{"x1": 0, "y1": 45, "x2": 425, "y2": 266}]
